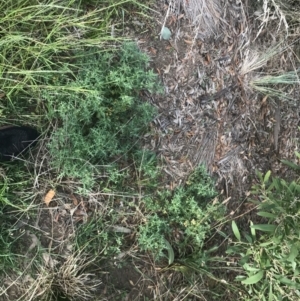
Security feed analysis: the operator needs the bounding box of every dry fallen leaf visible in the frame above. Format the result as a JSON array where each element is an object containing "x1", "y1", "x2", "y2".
[
  {"x1": 149, "y1": 47, "x2": 157, "y2": 55},
  {"x1": 164, "y1": 64, "x2": 171, "y2": 74},
  {"x1": 44, "y1": 189, "x2": 55, "y2": 206},
  {"x1": 70, "y1": 194, "x2": 79, "y2": 205},
  {"x1": 184, "y1": 39, "x2": 193, "y2": 45},
  {"x1": 28, "y1": 233, "x2": 40, "y2": 251},
  {"x1": 42, "y1": 253, "x2": 54, "y2": 268},
  {"x1": 70, "y1": 206, "x2": 78, "y2": 216},
  {"x1": 222, "y1": 197, "x2": 231, "y2": 204},
  {"x1": 110, "y1": 225, "x2": 131, "y2": 233},
  {"x1": 261, "y1": 95, "x2": 268, "y2": 105},
  {"x1": 129, "y1": 280, "x2": 135, "y2": 286},
  {"x1": 63, "y1": 203, "x2": 72, "y2": 210},
  {"x1": 42, "y1": 252, "x2": 59, "y2": 268},
  {"x1": 74, "y1": 208, "x2": 88, "y2": 217}
]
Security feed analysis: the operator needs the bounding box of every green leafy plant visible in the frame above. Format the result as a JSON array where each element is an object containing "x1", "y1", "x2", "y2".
[
  {"x1": 46, "y1": 42, "x2": 161, "y2": 190},
  {"x1": 0, "y1": 1, "x2": 104, "y2": 99},
  {"x1": 0, "y1": 0, "x2": 150, "y2": 128},
  {"x1": 227, "y1": 168, "x2": 300, "y2": 301},
  {"x1": 138, "y1": 165, "x2": 224, "y2": 262}
]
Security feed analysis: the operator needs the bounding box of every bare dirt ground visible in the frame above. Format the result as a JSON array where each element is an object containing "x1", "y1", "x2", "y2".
[
  {"x1": 139, "y1": 0, "x2": 300, "y2": 197},
  {"x1": 1, "y1": 0, "x2": 300, "y2": 300}
]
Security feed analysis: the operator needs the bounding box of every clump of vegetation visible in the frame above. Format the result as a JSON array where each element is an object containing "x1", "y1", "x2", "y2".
[
  {"x1": 76, "y1": 210, "x2": 124, "y2": 257},
  {"x1": 138, "y1": 165, "x2": 224, "y2": 261},
  {"x1": 1, "y1": 0, "x2": 299, "y2": 300},
  {"x1": 3, "y1": 250, "x2": 100, "y2": 301},
  {"x1": 228, "y1": 158, "x2": 300, "y2": 301},
  {"x1": 0, "y1": 0, "x2": 150, "y2": 131},
  {"x1": 0, "y1": 1, "x2": 161, "y2": 299},
  {"x1": 0, "y1": 1, "x2": 101, "y2": 102},
  {"x1": 46, "y1": 42, "x2": 161, "y2": 190}
]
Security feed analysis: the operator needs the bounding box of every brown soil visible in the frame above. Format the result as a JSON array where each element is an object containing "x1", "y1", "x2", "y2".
[{"x1": 99, "y1": 259, "x2": 155, "y2": 300}]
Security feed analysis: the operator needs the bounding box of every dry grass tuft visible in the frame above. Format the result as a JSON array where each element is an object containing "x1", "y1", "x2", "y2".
[
  {"x1": 1, "y1": 250, "x2": 100, "y2": 301},
  {"x1": 254, "y1": 0, "x2": 289, "y2": 39},
  {"x1": 181, "y1": 0, "x2": 222, "y2": 33},
  {"x1": 162, "y1": 0, "x2": 223, "y2": 40}
]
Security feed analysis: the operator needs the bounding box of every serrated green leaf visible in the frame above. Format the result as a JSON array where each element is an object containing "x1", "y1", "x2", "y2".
[
  {"x1": 241, "y1": 270, "x2": 264, "y2": 284},
  {"x1": 251, "y1": 224, "x2": 276, "y2": 233},
  {"x1": 232, "y1": 220, "x2": 241, "y2": 241},
  {"x1": 161, "y1": 27, "x2": 172, "y2": 40},
  {"x1": 164, "y1": 239, "x2": 174, "y2": 265},
  {"x1": 264, "y1": 170, "x2": 271, "y2": 183}
]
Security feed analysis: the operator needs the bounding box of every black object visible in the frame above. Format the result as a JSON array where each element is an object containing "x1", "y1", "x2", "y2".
[{"x1": 0, "y1": 126, "x2": 39, "y2": 161}]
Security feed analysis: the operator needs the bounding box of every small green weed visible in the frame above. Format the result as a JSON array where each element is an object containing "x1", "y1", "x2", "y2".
[
  {"x1": 133, "y1": 149, "x2": 160, "y2": 191},
  {"x1": 75, "y1": 150, "x2": 160, "y2": 259},
  {"x1": 227, "y1": 164, "x2": 300, "y2": 301},
  {"x1": 76, "y1": 211, "x2": 124, "y2": 258},
  {"x1": 138, "y1": 165, "x2": 224, "y2": 262},
  {"x1": 46, "y1": 42, "x2": 161, "y2": 191}
]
